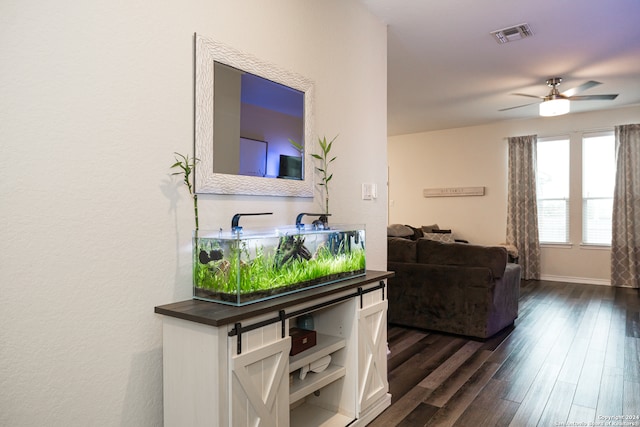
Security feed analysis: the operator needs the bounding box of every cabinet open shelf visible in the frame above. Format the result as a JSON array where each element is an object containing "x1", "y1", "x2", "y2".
[
  {"x1": 289, "y1": 364, "x2": 345, "y2": 404},
  {"x1": 289, "y1": 333, "x2": 346, "y2": 373},
  {"x1": 290, "y1": 402, "x2": 353, "y2": 427},
  {"x1": 289, "y1": 332, "x2": 348, "y2": 405}
]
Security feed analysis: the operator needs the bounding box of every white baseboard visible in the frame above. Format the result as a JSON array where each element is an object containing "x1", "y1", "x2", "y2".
[
  {"x1": 539, "y1": 274, "x2": 611, "y2": 286},
  {"x1": 352, "y1": 393, "x2": 392, "y2": 426}
]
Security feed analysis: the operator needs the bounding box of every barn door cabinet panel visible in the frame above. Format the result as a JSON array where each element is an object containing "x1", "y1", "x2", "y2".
[
  {"x1": 357, "y1": 296, "x2": 390, "y2": 423},
  {"x1": 155, "y1": 270, "x2": 393, "y2": 427},
  {"x1": 230, "y1": 322, "x2": 290, "y2": 427}
]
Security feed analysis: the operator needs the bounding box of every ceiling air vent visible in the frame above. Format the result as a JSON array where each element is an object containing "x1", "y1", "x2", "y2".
[{"x1": 490, "y1": 23, "x2": 533, "y2": 44}]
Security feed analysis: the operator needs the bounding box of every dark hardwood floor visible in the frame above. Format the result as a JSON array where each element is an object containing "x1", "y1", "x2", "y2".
[{"x1": 370, "y1": 280, "x2": 640, "y2": 427}]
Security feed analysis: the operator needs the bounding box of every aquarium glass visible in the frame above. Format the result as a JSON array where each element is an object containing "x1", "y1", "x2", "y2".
[{"x1": 193, "y1": 224, "x2": 366, "y2": 305}]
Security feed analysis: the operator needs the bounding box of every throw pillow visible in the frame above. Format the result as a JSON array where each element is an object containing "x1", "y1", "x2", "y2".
[
  {"x1": 422, "y1": 232, "x2": 455, "y2": 243},
  {"x1": 387, "y1": 224, "x2": 414, "y2": 238},
  {"x1": 405, "y1": 225, "x2": 424, "y2": 240},
  {"x1": 421, "y1": 224, "x2": 440, "y2": 233}
]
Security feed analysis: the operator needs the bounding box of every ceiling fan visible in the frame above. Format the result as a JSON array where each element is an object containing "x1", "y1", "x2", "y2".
[{"x1": 500, "y1": 77, "x2": 618, "y2": 116}]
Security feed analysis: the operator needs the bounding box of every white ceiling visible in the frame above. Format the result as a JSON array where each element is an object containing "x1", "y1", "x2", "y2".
[{"x1": 358, "y1": 0, "x2": 640, "y2": 135}]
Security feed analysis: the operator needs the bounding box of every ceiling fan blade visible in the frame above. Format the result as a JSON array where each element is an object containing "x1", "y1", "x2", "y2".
[
  {"x1": 561, "y1": 80, "x2": 601, "y2": 97},
  {"x1": 569, "y1": 94, "x2": 618, "y2": 101},
  {"x1": 512, "y1": 93, "x2": 545, "y2": 99},
  {"x1": 499, "y1": 101, "x2": 539, "y2": 112}
]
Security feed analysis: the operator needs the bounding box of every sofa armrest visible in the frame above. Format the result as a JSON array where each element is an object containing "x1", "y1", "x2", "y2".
[
  {"x1": 387, "y1": 262, "x2": 494, "y2": 337},
  {"x1": 387, "y1": 261, "x2": 521, "y2": 339}
]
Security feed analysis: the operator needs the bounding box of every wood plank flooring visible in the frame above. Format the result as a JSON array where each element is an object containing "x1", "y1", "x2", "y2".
[{"x1": 369, "y1": 280, "x2": 640, "y2": 427}]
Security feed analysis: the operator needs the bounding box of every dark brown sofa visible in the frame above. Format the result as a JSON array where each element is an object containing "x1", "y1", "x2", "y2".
[{"x1": 387, "y1": 237, "x2": 521, "y2": 339}]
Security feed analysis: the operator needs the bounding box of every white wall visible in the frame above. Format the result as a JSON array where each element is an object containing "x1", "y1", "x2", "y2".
[
  {"x1": 0, "y1": 1, "x2": 387, "y2": 425},
  {"x1": 388, "y1": 105, "x2": 640, "y2": 284}
]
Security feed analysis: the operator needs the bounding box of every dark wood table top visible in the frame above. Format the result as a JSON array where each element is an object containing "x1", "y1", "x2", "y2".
[{"x1": 155, "y1": 270, "x2": 393, "y2": 327}]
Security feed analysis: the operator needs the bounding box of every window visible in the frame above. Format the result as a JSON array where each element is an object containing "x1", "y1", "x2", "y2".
[
  {"x1": 582, "y1": 132, "x2": 615, "y2": 245},
  {"x1": 536, "y1": 137, "x2": 570, "y2": 243}
]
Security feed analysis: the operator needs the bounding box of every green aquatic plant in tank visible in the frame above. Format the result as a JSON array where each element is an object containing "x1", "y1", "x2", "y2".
[{"x1": 193, "y1": 225, "x2": 366, "y2": 306}]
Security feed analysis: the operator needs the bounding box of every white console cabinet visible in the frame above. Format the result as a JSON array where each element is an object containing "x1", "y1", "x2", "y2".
[{"x1": 155, "y1": 270, "x2": 392, "y2": 427}]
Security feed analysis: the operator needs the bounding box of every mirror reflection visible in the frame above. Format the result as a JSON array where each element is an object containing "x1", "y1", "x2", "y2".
[{"x1": 213, "y1": 62, "x2": 305, "y2": 180}]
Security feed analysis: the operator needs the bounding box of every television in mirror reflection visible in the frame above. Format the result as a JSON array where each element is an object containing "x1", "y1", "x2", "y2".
[{"x1": 213, "y1": 61, "x2": 304, "y2": 180}]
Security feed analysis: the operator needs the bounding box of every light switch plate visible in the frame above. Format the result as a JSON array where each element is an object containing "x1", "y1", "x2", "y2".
[{"x1": 362, "y1": 183, "x2": 377, "y2": 200}]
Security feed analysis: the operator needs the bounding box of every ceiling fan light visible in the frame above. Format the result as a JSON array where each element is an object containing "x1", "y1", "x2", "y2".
[{"x1": 539, "y1": 98, "x2": 570, "y2": 116}]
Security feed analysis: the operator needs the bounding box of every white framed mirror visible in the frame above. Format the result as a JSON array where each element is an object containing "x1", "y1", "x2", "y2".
[{"x1": 194, "y1": 33, "x2": 315, "y2": 197}]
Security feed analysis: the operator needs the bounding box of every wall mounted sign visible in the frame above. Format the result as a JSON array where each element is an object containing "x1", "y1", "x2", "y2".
[{"x1": 423, "y1": 186, "x2": 485, "y2": 197}]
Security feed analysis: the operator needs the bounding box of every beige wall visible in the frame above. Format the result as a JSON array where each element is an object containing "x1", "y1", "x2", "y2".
[
  {"x1": 388, "y1": 105, "x2": 640, "y2": 285},
  {"x1": 0, "y1": 1, "x2": 387, "y2": 424}
]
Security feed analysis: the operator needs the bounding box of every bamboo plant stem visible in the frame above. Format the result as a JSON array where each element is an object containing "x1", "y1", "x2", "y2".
[
  {"x1": 171, "y1": 152, "x2": 199, "y2": 233},
  {"x1": 311, "y1": 135, "x2": 337, "y2": 216}
]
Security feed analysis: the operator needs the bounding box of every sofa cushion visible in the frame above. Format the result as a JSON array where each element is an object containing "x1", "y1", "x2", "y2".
[
  {"x1": 387, "y1": 237, "x2": 417, "y2": 263},
  {"x1": 416, "y1": 238, "x2": 508, "y2": 278}
]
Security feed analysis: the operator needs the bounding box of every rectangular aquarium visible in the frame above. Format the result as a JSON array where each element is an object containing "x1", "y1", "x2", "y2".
[{"x1": 193, "y1": 224, "x2": 366, "y2": 305}]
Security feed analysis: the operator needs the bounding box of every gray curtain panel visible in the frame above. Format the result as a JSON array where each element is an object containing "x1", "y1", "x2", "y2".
[
  {"x1": 611, "y1": 123, "x2": 640, "y2": 288},
  {"x1": 506, "y1": 135, "x2": 541, "y2": 280}
]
